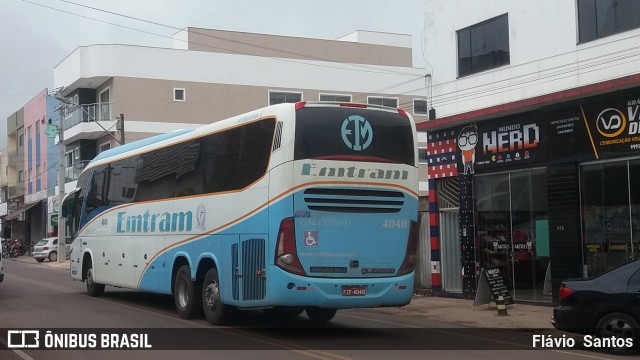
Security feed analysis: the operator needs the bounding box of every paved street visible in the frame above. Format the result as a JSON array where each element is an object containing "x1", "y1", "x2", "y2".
[{"x1": 0, "y1": 255, "x2": 635, "y2": 359}]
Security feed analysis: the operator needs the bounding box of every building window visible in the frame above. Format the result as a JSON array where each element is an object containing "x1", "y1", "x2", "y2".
[
  {"x1": 417, "y1": 132, "x2": 428, "y2": 164},
  {"x1": 18, "y1": 170, "x2": 24, "y2": 182},
  {"x1": 36, "y1": 165, "x2": 41, "y2": 192},
  {"x1": 173, "y1": 88, "x2": 186, "y2": 102},
  {"x1": 319, "y1": 94, "x2": 352, "y2": 102},
  {"x1": 98, "y1": 88, "x2": 111, "y2": 121},
  {"x1": 100, "y1": 141, "x2": 111, "y2": 153},
  {"x1": 74, "y1": 147, "x2": 80, "y2": 160},
  {"x1": 578, "y1": 0, "x2": 640, "y2": 43},
  {"x1": 457, "y1": 14, "x2": 510, "y2": 77},
  {"x1": 413, "y1": 99, "x2": 428, "y2": 116},
  {"x1": 19, "y1": 134, "x2": 24, "y2": 147},
  {"x1": 367, "y1": 96, "x2": 398, "y2": 108},
  {"x1": 65, "y1": 151, "x2": 73, "y2": 167},
  {"x1": 269, "y1": 91, "x2": 302, "y2": 105}
]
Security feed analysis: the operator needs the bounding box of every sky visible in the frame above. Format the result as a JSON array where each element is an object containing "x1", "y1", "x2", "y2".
[{"x1": 0, "y1": 0, "x2": 427, "y2": 148}]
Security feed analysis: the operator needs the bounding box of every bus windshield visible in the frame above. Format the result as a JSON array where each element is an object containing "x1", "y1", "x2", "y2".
[{"x1": 294, "y1": 106, "x2": 415, "y2": 166}]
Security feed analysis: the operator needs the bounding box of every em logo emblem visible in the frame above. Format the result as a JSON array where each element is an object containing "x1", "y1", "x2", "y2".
[{"x1": 341, "y1": 115, "x2": 373, "y2": 151}]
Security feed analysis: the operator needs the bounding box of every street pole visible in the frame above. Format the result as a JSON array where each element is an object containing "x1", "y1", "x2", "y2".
[
  {"x1": 119, "y1": 113, "x2": 125, "y2": 145},
  {"x1": 57, "y1": 103, "x2": 66, "y2": 264}
]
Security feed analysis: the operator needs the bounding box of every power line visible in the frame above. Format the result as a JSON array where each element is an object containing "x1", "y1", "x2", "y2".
[
  {"x1": 23, "y1": 0, "x2": 424, "y2": 77},
  {"x1": 19, "y1": 0, "x2": 432, "y2": 116}
]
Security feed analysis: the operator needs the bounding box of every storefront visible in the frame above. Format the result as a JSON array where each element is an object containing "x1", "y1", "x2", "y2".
[{"x1": 426, "y1": 86, "x2": 640, "y2": 304}]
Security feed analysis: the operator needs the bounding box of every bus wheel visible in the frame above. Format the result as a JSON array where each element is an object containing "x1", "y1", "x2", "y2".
[
  {"x1": 202, "y1": 267, "x2": 229, "y2": 325},
  {"x1": 174, "y1": 264, "x2": 202, "y2": 319},
  {"x1": 85, "y1": 262, "x2": 105, "y2": 297},
  {"x1": 306, "y1": 309, "x2": 337, "y2": 323}
]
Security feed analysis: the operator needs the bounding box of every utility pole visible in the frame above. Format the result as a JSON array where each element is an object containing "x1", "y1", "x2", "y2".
[
  {"x1": 118, "y1": 113, "x2": 125, "y2": 145},
  {"x1": 54, "y1": 95, "x2": 66, "y2": 264}
]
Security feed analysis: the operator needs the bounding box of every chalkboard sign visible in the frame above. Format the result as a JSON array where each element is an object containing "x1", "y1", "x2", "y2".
[{"x1": 473, "y1": 267, "x2": 514, "y2": 306}]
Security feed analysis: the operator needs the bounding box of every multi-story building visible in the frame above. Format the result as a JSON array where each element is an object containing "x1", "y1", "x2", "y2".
[
  {"x1": 51, "y1": 28, "x2": 431, "y2": 281},
  {"x1": 2, "y1": 108, "x2": 26, "y2": 242},
  {"x1": 420, "y1": 0, "x2": 640, "y2": 304},
  {"x1": 1, "y1": 90, "x2": 59, "y2": 245}
]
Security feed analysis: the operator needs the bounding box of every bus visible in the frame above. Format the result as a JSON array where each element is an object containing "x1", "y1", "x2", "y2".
[
  {"x1": 0, "y1": 242, "x2": 4, "y2": 284},
  {"x1": 66, "y1": 101, "x2": 419, "y2": 324}
]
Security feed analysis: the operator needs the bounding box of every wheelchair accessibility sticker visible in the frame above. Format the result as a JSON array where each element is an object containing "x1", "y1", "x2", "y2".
[{"x1": 304, "y1": 231, "x2": 318, "y2": 246}]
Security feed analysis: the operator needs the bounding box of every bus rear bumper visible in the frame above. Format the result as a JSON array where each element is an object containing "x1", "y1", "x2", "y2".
[{"x1": 266, "y1": 271, "x2": 414, "y2": 309}]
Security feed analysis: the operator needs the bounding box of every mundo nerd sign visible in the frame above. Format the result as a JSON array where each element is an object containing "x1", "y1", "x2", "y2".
[{"x1": 456, "y1": 115, "x2": 546, "y2": 173}]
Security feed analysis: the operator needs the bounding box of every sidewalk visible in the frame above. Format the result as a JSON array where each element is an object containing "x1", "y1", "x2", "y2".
[
  {"x1": 7, "y1": 254, "x2": 555, "y2": 329},
  {"x1": 359, "y1": 294, "x2": 555, "y2": 329},
  {"x1": 8, "y1": 253, "x2": 70, "y2": 270}
]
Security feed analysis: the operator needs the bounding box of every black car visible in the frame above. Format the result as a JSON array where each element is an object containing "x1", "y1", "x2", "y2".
[{"x1": 552, "y1": 260, "x2": 640, "y2": 347}]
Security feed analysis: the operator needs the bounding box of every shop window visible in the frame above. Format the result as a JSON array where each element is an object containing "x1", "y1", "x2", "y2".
[
  {"x1": 475, "y1": 168, "x2": 549, "y2": 302},
  {"x1": 581, "y1": 161, "x2": 635, "y2": 277}
]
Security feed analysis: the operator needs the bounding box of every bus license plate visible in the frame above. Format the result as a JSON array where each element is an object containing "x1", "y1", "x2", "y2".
[{"x1": 342, "y1": 285, "x2": 366, "y2": 296}]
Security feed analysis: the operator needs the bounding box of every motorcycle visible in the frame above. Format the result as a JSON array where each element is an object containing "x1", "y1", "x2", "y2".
[
  {"x1": 9, "y1": 240, "x2": 22, "y2": 258},
  {"x1": 1, "y1": 241, "x2": 10, "y2": 259}
]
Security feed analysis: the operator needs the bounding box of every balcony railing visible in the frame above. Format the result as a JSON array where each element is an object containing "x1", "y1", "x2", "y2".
[
  {"x1": 8, "y1": 185, "x2": 24, "y2": 199},
  {"x1": 64, "y1": 161, "x2": 90, "y2": 182},
  {"x1": 63, "y1": 103, "x2": 113, "y2": 130},
  {"x1": 8, "y1": 150, "x2": 18, "y2": 164}
]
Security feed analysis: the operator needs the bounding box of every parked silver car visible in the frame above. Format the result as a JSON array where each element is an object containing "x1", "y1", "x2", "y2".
[{"x1": 32, "y1": 237, "x2": 70, "y2": 262}]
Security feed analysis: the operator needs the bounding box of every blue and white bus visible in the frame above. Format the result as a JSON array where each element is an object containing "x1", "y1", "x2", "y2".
[{"x1": 66, "y1": 102, "x2": 419, "y2": 324}]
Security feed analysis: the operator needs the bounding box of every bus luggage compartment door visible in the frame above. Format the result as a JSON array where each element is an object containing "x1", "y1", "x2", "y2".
[{"x1": 232, "y1": 235, "x2": 267, "y2": 302}]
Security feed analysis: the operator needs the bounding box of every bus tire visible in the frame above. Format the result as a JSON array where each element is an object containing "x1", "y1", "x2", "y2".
[
  {"x1": 174, "y1": 264, "x2": 202, "y2": 319},
  {"x1": 85, "y1": 262, "x2": 105, "y2": 297},
  {"x1": 306, "y1": 309, "x2": 337, "y2": 323},
  {"x1": 202, "y1": 267, "x2": 229, "y2": 325}
]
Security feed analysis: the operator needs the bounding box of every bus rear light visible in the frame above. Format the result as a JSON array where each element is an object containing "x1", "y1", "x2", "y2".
[
  {"x1": 340, "y1": 103, "x2": 367, "y2": 108},
  {"x1": 295, "y1": 102, "x2": 306, "y2": 110},
  {"x1": 275, "y1": 217, "x2": 306, "y2": 276},
  {"x1": 397, "y1": 220, "x2": 418, "y2": 276},
  {"x1": 397, "y1": 108, "x2": 409, "y2": 118}
]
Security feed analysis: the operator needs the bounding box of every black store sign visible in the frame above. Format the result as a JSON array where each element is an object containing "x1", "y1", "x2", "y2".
[
  {"x1": 579, "y1": 92, "x2": 640, "y2": 160},
  {"x1": 454, "y1": 88, "x2": 640, "y2": 171},
  {"x1": 455, "y1": 113, "x2": 546, "y2": 173}
]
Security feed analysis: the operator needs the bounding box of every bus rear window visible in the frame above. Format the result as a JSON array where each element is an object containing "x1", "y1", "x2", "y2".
[{"x1": 294, "y1": 107, "x2": 415, "y2": 166}]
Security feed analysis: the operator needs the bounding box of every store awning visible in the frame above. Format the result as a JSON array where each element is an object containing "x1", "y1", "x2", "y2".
[{"x1": 3, "y1": 201, "x2": 42, "y2": 221}]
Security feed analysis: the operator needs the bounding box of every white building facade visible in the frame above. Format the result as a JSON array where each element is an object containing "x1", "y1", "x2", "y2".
[{"x1": 420, "y1": 0, "x2": 640, "y2": 303}]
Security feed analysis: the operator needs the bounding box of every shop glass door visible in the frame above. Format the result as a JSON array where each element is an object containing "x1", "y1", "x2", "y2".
[
  {"x1": 581, "y1": 160, "x2": 639, "y2": 277},
  {"x1": 475, "y1": 168, "x2": 550, "y2": 303}
]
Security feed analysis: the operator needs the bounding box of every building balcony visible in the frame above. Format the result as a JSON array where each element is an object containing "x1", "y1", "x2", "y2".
[
  {"x1": 64, "y1": 161, "x2": 90, "y2": 182},
  {"x1": 8, "y1": 185, "x2": 24, "y2": 200},
  {"x1": 8, "y1": 150, "x2": 19, "y2": 164},
  {"x1": 63, "y1": 102, "x2": 113, "y2": 130}
]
